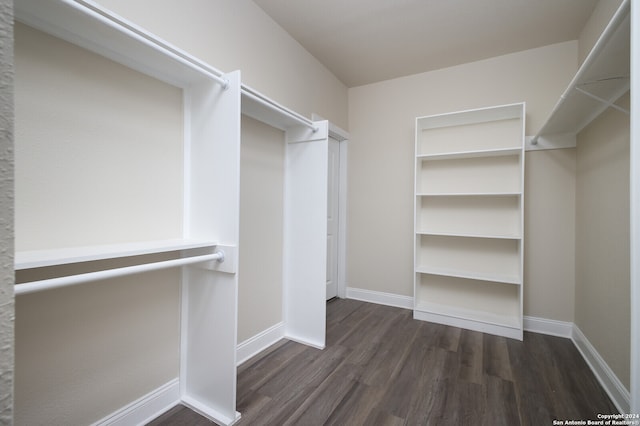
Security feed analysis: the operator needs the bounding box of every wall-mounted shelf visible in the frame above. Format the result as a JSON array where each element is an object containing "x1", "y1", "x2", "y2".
[
  {"x1": 241, "y1": 84, "x2": 318, "y2": 134},
  {"x1": 528, "y1": 0, "x2": 630, "y2": 151},
  {"x1": 417, "y1": 147, "x2": 522, "y2": 161},
  {"x1": 15, "y1": 239, "x2": 218, "y2": 270},
  {"x1": 417, "y1": 191, "x2": 522, "y2": 197},
  {"x1": 14, "y1": 0, "x2": 229, "y2": 90}
]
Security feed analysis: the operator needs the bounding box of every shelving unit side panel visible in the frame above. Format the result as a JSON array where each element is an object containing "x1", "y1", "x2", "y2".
[
  {"x1": 181, "y1": 268, "x2": 238, "y2": 424},
  {"x1": 417, "y1": 235, "x2": 521, "y2": 280},
  {"x1": 416, "y1": 274, "x2": 521, "y2": 324},
  {"x1": 418, "y1": 117, "x2": 522, "y2": 155},
  {"x1": 181, "y1": 72, "x2": 240, "y2": 422},
  {"x1": 417, "y1": 155, "x2": 521, "y2": 194},
  {"x1": 186, "y1": 71, "x2": 242, "y2": 243},
  {"x1": 417, "y1": 196, "x2": 521, "y2": 237},
  {"x1": 283, "y1": 125, "x2": 329, "y2": 349}
]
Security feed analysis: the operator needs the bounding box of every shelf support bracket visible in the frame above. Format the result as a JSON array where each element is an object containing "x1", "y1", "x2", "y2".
[{"x1": 574, "y1": 86, "x2": 630, "y2": 115}]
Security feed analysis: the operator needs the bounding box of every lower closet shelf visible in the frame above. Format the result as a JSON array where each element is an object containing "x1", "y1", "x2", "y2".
[
  {"x1": 414, "y1": 301, "x2": 522, "y2": 338},
  {"x1": 415, "y1": 266, "x2": 521, "y2": 285}
]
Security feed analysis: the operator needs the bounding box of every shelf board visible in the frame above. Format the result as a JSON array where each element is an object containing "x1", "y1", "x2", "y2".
[
  {"x1": 416, "y1": 102, "x2": 525, "y2": 131},
  {"x1": 15, "y1": 239, "x2": 218, "y2": 270},
  {"x1": 416, "y1": 230, "x2": 521, "y2": 240},
  {"x1": 417, "y1": 147, "x2": 521, "y2": 161},
  {"x1": 417, "y1": 191, "x2": 521, "y2": 197},
  {"x1": 415, "y1": 265, "x2": 521, "y2": 285},
  {"x1": 241, "y1": 84, "x2": 317, "y2": 132},
  {"x1": 14, "y1": 0, "x2": 228, "y2": 89},
  {"x1": 414, "y1": 301, "x2": 521, "y2": 330}
]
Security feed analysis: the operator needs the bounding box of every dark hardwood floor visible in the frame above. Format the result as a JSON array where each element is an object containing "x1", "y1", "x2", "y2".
[{"x1": 148, "y1": 298, "x2": 618, "y2": 425}]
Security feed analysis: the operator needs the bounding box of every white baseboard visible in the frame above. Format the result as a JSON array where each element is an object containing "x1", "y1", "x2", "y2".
[
  {"x1": 571, "y1": 325, "x2": 630, "y2": 414},
  {"x1": 346, "y1": 287, "x2": 413, "y2": 309},
  {"x1": 92, "y1": 379, "x2": 180, "y2": 426},
  {"x1": 181, "y1": 395, "x2": 241, "y2": 426},
  {"x1": 523, "y1": 316, "x2": 573, "y2": 338},
  {"x1": 236, "y1": 321, "x2": 285, "y2": 366}
]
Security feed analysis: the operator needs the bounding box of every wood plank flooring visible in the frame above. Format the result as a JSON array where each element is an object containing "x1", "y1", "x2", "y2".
[{"x1": 148, "y1": 298, "x2": 618, "y2": 426}]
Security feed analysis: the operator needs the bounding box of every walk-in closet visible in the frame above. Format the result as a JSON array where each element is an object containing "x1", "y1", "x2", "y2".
[{"x1": 0, "y1": 0, "x2": 637, "y2": 424}]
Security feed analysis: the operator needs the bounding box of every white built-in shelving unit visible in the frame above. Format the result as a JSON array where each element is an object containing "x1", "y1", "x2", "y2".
[
  {"x1": 13, "y1": 0, "x2": 329, "y2": 424},
  {"x1": 414, "y1": 103, "x2": 525, "y2": 340}
]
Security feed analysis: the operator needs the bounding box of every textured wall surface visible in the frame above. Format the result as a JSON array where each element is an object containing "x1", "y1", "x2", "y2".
[{"x1": 0, "y1": 0, "x2": 14, "y2": 424}]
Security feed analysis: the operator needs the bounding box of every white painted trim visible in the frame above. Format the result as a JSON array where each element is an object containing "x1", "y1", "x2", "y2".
[
  {"x1": 236, "y1": 322, "x2": 285, "y2": 366},
  {"x1": 413, "y1": 309, "x2": 522, "y2": 340},
  {"x1": 181, "y1": 395, "x2": 241, "y2": 426},
  {"x1": 284, "y1": 335, "x2": 325, "y2": 350},
  {"x1": 91, "y1": 379, "x2": 180, "y2": 426},
  {"x1": 346, "y1": 287, "x2": 413, "y2": 310},
  {"x1": 571, "y1": 324, "x2": 630, "y2": 414},
  {"x1": 337, "y1": 140, "x2": 348, "y2": 299},
  {"x1": 523, "y1": 316, "x2": 573, "y2": 338},
  {"x1": 312, "y1": 114, "x2": 349, "y2": 300}
]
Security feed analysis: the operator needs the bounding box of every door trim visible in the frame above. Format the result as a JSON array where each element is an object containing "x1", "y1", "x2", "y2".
[{"x1": 313, "y1": 114, "x2": 349, "y2": 299}]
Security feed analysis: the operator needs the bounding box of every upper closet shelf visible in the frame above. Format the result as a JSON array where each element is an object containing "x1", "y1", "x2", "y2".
[
  {"x1": 417, "y1": 147, "x2": 522, "y2": 161},
  {"x1": 528, "y1": 0, "x2": 630, "y2": 150},
  {"x1": 15, "y1": 239, "x2": 218, "y2": 270},
  {"x1": 241, "y1": 84, "x2": 319, "y2": 134},
  {"x1": 14, "y1": 0, "x2": 229, "y2": 89}
]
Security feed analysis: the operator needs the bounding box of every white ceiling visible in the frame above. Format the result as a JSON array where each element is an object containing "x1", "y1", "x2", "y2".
[{"x1": 253, "y1": 0, "x2": 599, "y2": 87}]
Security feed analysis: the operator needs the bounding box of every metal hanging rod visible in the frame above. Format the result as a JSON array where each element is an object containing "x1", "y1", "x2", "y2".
[
  {"x1": 15, "y1": 251, "x2": 224, "y2": 296},
  {"x1": 72, "y1": 0, "x2": 229, "y2": 89}
]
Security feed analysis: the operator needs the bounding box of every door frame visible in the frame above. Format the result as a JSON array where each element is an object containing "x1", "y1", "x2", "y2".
[{"x1": 313, "y1": 114, "x2": 349, "y2": 299}]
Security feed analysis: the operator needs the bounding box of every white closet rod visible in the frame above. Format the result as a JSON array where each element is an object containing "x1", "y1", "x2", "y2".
[
  {"x1": 241, "y1": 86, "x2": 318, "y2": 132},
  {"x1": 531, "y1": 0, "x2": 630, "y2": 145},
  {"x1": 15, "y1": 251, "x2": 224, "y2": 296},
  {"x1": 69, "y1": 0, "x2": 229, "y2": 89}
]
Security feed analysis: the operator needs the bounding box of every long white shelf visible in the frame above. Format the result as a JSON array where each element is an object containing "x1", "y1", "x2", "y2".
[
  {"x1": 414, "y1": 301, "x2": 521, "y2": 330},
  {"x1": 417, "y1": 191, "x2": 521, "y2": 197},
  {"x1": 14, "y1": 0, "x2": 229, "y2": 90},
  {"x1": 417, "y1": 147, "x2": 521, "y2": 161},
  {"x1": 416, "y1": 230, "x2": 521, "y2": 240},
  {"x1": 530, "y1": 0, "x2": 629, "y2": 147},
  {"x1": 415, "y1": 265, "x2": 521, "y2": 285},
  {"x1": 15, "y1": 239, "x2": 218, "y2": 270},
  {"x1": 241, "y1": 84, "x2": 318, "y2": 133}
]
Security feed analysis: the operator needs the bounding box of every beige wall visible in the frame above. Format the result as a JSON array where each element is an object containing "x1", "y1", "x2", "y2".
[
  {"x1": 575, "y1": 93, "x2": 630, "y2": 390},
  {"x1": 524, "y1": 149, "x2": 576, "y2": 321},
  {"x1": 239, "y1": 116, "x2": 285, "y2": 343},
  {"x1": 15, "y1": 270, "x2": 181, "y2": 425},
  {"x1": 96, "y1": 0, "x2": 348, "y2": 130},
  {"x1": 347, "y1": 41, "x2": 578, "y2": 320},
  {"x1": 15, "y1": 24, "x2": 184, "y2": 251},
  {"x1": 573, "y1": 0, "x2": 630, "y2": 391}
]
